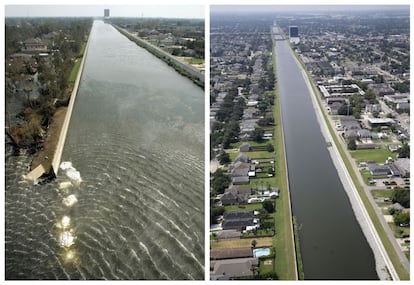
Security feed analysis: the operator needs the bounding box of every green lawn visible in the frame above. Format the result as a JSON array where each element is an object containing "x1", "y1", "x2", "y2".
[
  {"x1": 371, "y1": 189, "x2": 394, "y2": 199},
  {"x1": 186, "y1": 57, "x2": 204, "y2": 65},
  {"x1": 229, "y1": 150, "x2": 274, "y2": 162},
  {"x1": 224, "y1": 203, "x2": 263, "y2": 212},
  {"x1": 350, "y1": 147, "x2": 397, "y2": 163},
  {"x1": 243, "y1": 228, "x2": 274, "y2": 238},
  {"x1": 68, "y1": 41, "x2": 87, "y2": 82},
  {"x1": 388, "y1": 223, "x2": 410, "y2": 238},
  {"x1": 230, "y1": 140, "x2": 271, "y2": 149}
]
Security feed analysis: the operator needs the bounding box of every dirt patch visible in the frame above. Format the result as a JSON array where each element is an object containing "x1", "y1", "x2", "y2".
[
  {"x1": 210, "y1": 237, "x2": 273, "y2": 249},
  {"x1": 30, "y1": 107, "x2": 67, "y2": 174}
]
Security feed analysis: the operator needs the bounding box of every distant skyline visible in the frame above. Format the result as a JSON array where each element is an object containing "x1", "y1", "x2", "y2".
[
  {"x1": 210, "y1": 5, "x2": 409, "y2": 14},
  {"x1": 5, "y1": 5, "x2": 204, "y2": 19}
]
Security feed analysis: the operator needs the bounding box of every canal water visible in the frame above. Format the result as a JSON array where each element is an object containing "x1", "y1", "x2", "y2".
[
  {"x1": 5, "y1": 20, "x2": 204, "y2": 280},
  {"x1": 274, "y1": 33, "x2": 378, "y2": 279}
]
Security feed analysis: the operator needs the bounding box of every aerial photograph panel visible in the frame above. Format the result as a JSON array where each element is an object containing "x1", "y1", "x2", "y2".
[
  {"x1": 209, "y1": 5, "x2": 409, "y2": 280},
  {"x1": 5, "y1": 5, "x2": 204, "y2": 280}
]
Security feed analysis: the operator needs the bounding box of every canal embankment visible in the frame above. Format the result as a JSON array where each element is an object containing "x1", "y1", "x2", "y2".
[
  {"x1": 286, "y1": 35, "x2": 400, "y2": 280},
  {"x1": 274, "y1": 26, "x2": 378, "y2": 279},
  {"x1": 271, "y1": 30, "x2": 299, "y2": 280},
  {"x1": 113, "y1": 25, "x2": 204, "y2": 88},
  {"x1": 26, "y1": 34, "x2": 91, "y2": 181}
]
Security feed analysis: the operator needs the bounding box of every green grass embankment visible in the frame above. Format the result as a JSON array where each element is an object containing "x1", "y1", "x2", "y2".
[
  {"x1": 69, "y1": 41, "x2": 87, "y2": 83},
  {"x1": 271, "y1": 31, "x2": 298, "y2": 280}
]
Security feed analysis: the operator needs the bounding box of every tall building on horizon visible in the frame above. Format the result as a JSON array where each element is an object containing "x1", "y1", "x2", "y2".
[
  {"x1": 104, "y1": 9, "x2": 110, "y2": 18},
  {"x1": 289, "y1": 26, "x2": 299, "y2": 38},
  {"x1": 289, "y1": 26, "x2": 299, "y2": 44}
]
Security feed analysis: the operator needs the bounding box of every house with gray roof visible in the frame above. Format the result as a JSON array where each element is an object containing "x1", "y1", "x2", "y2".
[
  {"x1": 216, "y1": 229, "x2": 242, "y2": 240},
  {"x1": 367, "y1": 163, "x2": 391, "y2": 176},
  {"x1": 340, "y1": 117, "x2": 361, "y2": 131},
  {"x1": 391, "y1": 202, "x2": 404, "y2": 212},
  {"x1": 222, "y1": 210, "x2": 254, "y2": 230},
  {"x1": 221, "y1": 186, "x2": 252, "y2": 205},
  {"x1": 243, "y1": 107, "x2": 259, "y2": 120},
  {"x1": 395, "y1": 158, "x2": 410, "y2": 177},
  {"x1": 232, "y1": 176, "x2": 250, "y2": 185},
  {"x1": 231, "y1": 162, "x2": 250, "y2": 177},
  {"x1": 210, "y1": 257, "x2": 258, "y2": 278},
  {"x1": 234, "y1": 154, "x2": 250, "y2": 164},
  {"x1": 210, "y1": 247, "x2": 253, "y2": 260}
]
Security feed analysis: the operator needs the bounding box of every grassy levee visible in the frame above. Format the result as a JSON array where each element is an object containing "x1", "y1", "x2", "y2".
[
  {"x1": 271, "y1": 30, "x2": 298, "y2": 280},
  {"x1": 69, "y1": 41, "x2": 87, "y2": 83},
  {"x1": 289, "y1": 45, "x2": 409, "y2": 280}
]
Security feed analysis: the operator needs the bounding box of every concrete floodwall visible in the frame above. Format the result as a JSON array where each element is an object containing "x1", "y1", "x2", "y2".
[
  {"x1": 50, "y1": 36, "x2": 91, "y2": 176},
  {"x1": 25, "y1": 35, "x2": 91, "y2": 182}
]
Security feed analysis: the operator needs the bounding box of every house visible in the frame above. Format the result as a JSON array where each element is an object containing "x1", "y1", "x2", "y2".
[
  {"x1": 223, "y1": 210, "x2": 254, "y2": 220},
  {"x1": 388, "y1": 145, "x2": 400, "y2": 152},
  {"x1": 344, "y1": 130, "x2": 358, "y2": 141},
  {"x1": 240, "y1": 119, "x2": 258, "y2": 135},
  {"x1": 395, "y1": 158, "x2": 410, "y2": 177},
  {"x1": 210, "y1": 247, "x2": 253, "y2": 260},
  {"x1": 329, "y1": 102, "x2": 342, "y2": 115},
  {"x1": 222, "y1": 219, "x2": 254, "y2": 230},
  {"x1": 22, "y1": 38, "x2": 48, "y2": 53},
  {"x1": 356, "y1": 143, "x2": 378, "y2": 150},
  {"x1": 367, "y1": 118, "x2": 395, "y2": 129},
  {"x1": 210, "y1": 257, "x2": 259, "y2": 278},
  {"x1": 243, "y1": 107, "x2": 259, "y2": 119},
  {"x1": 239, "y1": 143, "x2": 252, "y2": 152},
  {"x1": 388, "y1": 164, "x2": 401, "y2": 177},
  {"x1": 222, "y1": 211, "x2": 254, "y2": 230},
  {"x1": 221, "y1": 187, "x2": 252, "y2": 206},
  {"x1": 340, "y1": 117, "x2": 361, "y2": 131},
  {"x1": 221, "y1": 191, "x2": 241, "y2": 206},
  {"x1": 216, "y1": 229, "x2": 242, "y2": 240},
  {"x1": 391, "y1": 202, "x2": 404, "y2": 212},
  {"x1": 234, "y1": 154, "x2": 250, "y2": 164},
  {"x1": 231, "y1": 162, "x2": 250, "y2": 177},
  {"x1": 367, "y1": 163, "x2": 391, "y2": 176},
  {"x1": 232, "y1": 176, "x2": 250, "y2": 185},
  {"x1": 357, "y1": 129, "x2": 373, "y2": 142}
]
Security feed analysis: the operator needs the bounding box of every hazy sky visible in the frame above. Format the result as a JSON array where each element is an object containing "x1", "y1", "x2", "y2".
[
  {"x1": 5, "y1": 5, "x2": 204, "y2": 19},
  {"x1": 210, "y1": 5, "x2": 409, "y2": 14}
]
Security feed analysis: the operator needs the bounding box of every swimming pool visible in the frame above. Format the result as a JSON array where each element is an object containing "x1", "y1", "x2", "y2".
[{"x1": 253, "y1": 247, "x2": 270, "y2": 257}]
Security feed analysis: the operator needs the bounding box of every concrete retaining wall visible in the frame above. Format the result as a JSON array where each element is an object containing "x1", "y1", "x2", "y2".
[{"x1": 51, "y1": 36, "x2": 91, "y2": 176}]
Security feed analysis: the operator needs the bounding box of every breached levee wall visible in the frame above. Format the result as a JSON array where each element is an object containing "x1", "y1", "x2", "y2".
[{"x1": 51, "y1": 36, "x2": 91, "y2": 177}]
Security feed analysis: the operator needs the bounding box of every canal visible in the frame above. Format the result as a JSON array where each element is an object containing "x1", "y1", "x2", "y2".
[
  {"x1": 5, "y1": 20, "x2": 204, "y2": 280},
  {"x1": 274, "y1": 32, "x2": 378, "y2": 279}
]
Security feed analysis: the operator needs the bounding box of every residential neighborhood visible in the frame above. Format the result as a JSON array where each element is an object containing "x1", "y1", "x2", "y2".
[
  {"x1": 210, "y1": 13, "x2": 295, "y2": 280},
  {"x1": 110, "y1": 17, "x2": 205, "y2": 73}
]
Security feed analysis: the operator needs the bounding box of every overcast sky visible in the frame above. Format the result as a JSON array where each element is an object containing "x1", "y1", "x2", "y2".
[{"x1": 5, "y1": 5, "x2": 204, "y2": 19}]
